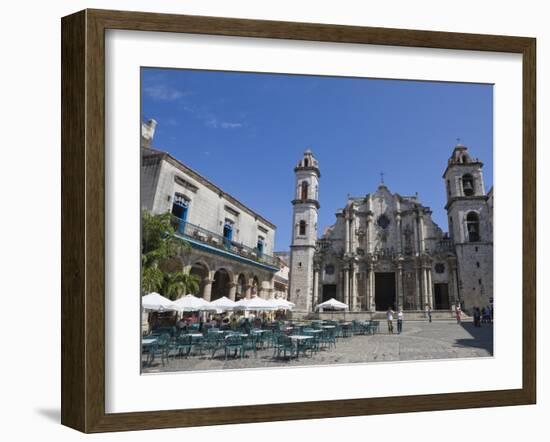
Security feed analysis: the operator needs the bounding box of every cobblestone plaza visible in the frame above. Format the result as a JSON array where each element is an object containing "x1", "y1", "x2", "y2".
[{"x1": 142, "y1": 320, "x2": 493, "y2": 374}]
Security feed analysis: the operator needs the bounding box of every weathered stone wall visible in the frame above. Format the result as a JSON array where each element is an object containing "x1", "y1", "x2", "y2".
[
  {"x1": 455, "y1": 243, "x2": 493, "y2": 312},
  {"x1": 289, "y1": 245, "x2": 316, "y2": 311}
]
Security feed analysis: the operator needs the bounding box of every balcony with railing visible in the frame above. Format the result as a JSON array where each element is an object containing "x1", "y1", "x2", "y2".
[
  {"x1": 170, "y1": 216, "x2": 279, "y2": 269},
  {"x1": 434, "y1": 237, "x2": 455, "y2": 253}
]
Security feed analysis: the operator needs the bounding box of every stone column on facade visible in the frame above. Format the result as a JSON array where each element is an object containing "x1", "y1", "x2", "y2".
[
  {"x1": 365, "y1": 266, "x2": 371, "y2": 312},
  {"x1": 312, "y1": 265, "x2": 320, "y2": 309},
  {"x1": 396, "y1": 261, "x2": 404, "y2": 310},
  {"x1": 366, "y1": 214, "x2": 372, "y2": 254},
  {"x1": 414, "y1": 263, "x2": 421, "y2": 310},
  {"x1": 427, "y1": 267, "x2": 434, "y2": 309},
  {"x1": 448, "y1": 258, "x2": 458, "y2": 307},
  {"x1": 343, "y1": 267, "x2": 350, "y2": 306},
  {"x1": 228, "y1": 282, "x2": 237, "y2": 301},
  {"x1": 353, "y1": 208, "x2": 358, "y2": 253},
  {"x1": 202, "y1": 278, "x2": 213, "y2": 302},
  {"x1": 412, "y1": 214, "x2": 419, "y2": 255},
  {"x1": 418, "y1": 214, "x2": 426, "y2": 252},
  {"x1": 245, "y1": 283, "x2": 252, "y2": 299},
  {"x1": 258, "y1": 281, "x2": 266, "y2": 299},
  {"x1": 350, "y1": 263, "x2": 358, "y2": 311},
  {"x1": 451, "y1": 269, "x2": 458, "y2": 308},
  {"x1": 396, "y1": 212, "x2": 403, "y2": 254},
  {"x1": 344, "y1": 209, "x2": 350, "y2": 254},
  {"x1": 478, "y1": 170, "x2": 486, "y2": 195},
  {"x1": 421, "y1": 266, "x2": 429, "y2": 308},
  {"x1": 369, "y1": 262, "x2": 376, "y2": 311}
]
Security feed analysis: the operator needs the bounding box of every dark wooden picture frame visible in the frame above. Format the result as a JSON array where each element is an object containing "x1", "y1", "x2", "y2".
[{"x1": 61, "y1": 9, "x2": 536, "y2": 433}]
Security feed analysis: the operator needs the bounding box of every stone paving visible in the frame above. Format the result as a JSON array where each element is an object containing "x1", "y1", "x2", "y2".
[{"x1": 142, "y1": 319, "x2": 493, "y2": 374}]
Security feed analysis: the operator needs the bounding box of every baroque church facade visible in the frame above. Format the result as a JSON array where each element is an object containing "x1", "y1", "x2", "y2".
[{"x1": 288, "y1": 145, "x2": 493, "y2": 316}]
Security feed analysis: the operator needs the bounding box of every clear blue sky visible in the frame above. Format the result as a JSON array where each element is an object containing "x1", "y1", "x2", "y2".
[{"x1": 141, "y1": 67, "x2": 493, "y2": 252}]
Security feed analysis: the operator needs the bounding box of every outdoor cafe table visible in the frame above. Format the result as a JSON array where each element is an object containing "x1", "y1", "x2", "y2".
[
  {"x1": 141, "y1": 338, "x2": 158, "y2": 365},
  {"x1": 289, "y1": 335, "x2": 313, "y2": 358},
  {"x1": 225, "y1": 332, "x2": 248, "y2": 337},
  {"x1": 321, "y1": 325, "x2": 336, "y2": 329}
]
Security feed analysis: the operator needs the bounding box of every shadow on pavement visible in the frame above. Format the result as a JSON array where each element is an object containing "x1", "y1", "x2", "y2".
[{"x1": 454, "y1": 322, "x2": 494, "y2": 355}]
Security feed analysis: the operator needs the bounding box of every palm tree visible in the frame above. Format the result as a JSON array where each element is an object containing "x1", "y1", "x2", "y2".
[
  {"x1": 164, "y1": 271, "x2": 201, "y2": 300},
  {"x1": 141, "y1": 210, "x2": 190, "y2": 268},
  {"x1": 141, "y1": 210, "x2": 191, "y2": 294},
  {"x1": 141, "y1": 267, "x2": 164, "y2": 293}
]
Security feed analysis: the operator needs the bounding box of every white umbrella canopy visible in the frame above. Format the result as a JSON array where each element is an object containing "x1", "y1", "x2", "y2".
[
  {"x1": 235, "y1": 296, "x2": 276, "y2": 311},
  {"x1": 315, "y1": 298, "x2": 349, "y2": 311},
  {"x1": 142, "y1": 292, "x2": 176, "y2": 311},
  {"x1": 209, "y1": 296, "x2": 237, "y2": 312},
  {"x1": 172, "y1": 294, "x2": 213, "y2": 312},
  {"x1": 269, "y1": 298, "x2": 295, "y2": 310}
]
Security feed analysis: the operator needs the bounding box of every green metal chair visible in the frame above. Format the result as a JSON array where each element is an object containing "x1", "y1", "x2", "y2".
[
  {"x1": 273, "y1": 335, "x2": 295, "y2": 360},
  {"x1": 242, "y1": 334, "x2": 259, "y2": 358},
  {"x1": 318, "y1": 329, "x2": 336, "y2": 350},
  {"x1": 149, "y1": 333, "x2": 171, "y2": 366},
  {"x1": 203, "y1": 333, "x2": 225, "y2": 359},
  {"x1": 224, "y1": 335, "x2": 244, "y2": 360},
  {"x1": 174, "y1": 334, "x2": 193, "y2": 358}
]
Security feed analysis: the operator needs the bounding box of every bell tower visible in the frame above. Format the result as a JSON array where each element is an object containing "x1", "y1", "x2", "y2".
[
  {"x1": 289, "y1": 149, "x2": 320, "y2": 313},
  {"x1": 443, "y1": 143, "x2": 493, "y2": 312}
]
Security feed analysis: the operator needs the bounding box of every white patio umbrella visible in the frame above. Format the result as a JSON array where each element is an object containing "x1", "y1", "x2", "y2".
[
  {"x1": 141, "y1": 292, "x2": 176, "y2": 311},
  {"x1": 315, "y1": 298, "x2": 349, "y2": 312},
  {"x1": 235, "y1": 296, "x2": 276, "y2": 311},
  {"x1": 209, "y1": 296, "x2": 237, "y2": 312},
  {"x1": 268, "y1": 298, "x2": 295, "y2": 310},
  {"x1": 172, "y1": 294, "x2": 213, "y2": 312}
]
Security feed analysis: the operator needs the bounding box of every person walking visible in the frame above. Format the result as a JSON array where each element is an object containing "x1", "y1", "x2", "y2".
[
  {"x1": 427, "y1": 305, "x2": 432, "y2": 323},
  {"x1": 386, "y1": 307, "x2": 395, "y2": 334},
  {"x1": 455, "y1": 303, "x2": 462, "y2": 324},
  {"x1": 397, "y1": 309, "x2": 404, "y2": 334},
  {"x1": 473, "y1": 307, "x2": 481, "y2": 327}
]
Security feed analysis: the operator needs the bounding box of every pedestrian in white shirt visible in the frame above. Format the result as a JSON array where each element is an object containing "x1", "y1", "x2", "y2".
[
  {"x1": 386, "y1": 307, "x2": 395, "y2": 334},
  {"x1": 397, "y1": 309, "x2": 404, "y2": 334}
]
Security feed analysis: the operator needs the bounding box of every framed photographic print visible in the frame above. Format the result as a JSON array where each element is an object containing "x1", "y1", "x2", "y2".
[{"x1": 61, "y1": 9, "x2": 536, "y2": 433}]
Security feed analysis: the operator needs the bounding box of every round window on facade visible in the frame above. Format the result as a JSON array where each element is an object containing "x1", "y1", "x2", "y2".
[
  {"x1": 435, "y1": 263, "x2": 445, "y2": 274},
  {"x1": 377, "y1": 214, "x2": 390, "y2": 229},
  {"x1": 325, "y1": 264, "x2": 335, "y2": 275}
]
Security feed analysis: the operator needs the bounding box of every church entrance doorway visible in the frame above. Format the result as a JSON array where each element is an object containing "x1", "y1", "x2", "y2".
[
  {"x1": 322, "y1": 284, "x2": 336, "y2": 303},
  {"x1": 375, "y1": 272, "x2": 396, "y2": 311},
  {"x1": 434, "y1": 283, "x2": 450, "y2": 309}
]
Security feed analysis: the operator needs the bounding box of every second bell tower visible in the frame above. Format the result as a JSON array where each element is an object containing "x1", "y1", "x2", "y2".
[{"x1": 289, "y1": 149, "x2": 320, "y2": 312}]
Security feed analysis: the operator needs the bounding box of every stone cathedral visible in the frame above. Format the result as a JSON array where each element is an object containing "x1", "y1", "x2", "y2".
[{"x1": 288, "y1": 144, "x2": 493, "y2": 316}]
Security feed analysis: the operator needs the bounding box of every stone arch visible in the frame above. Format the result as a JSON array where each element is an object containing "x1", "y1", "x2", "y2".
[
  {"x1": 466, "y1": 211, "x2": 480, "y2": 242},
  {"x1": 462, "y1": 173, "x2": 475, "y2": 196},
  {"x1": 251, "y1": 276, "x2": 260, "y2": 297},
  {"x1": 236, "y1": 273, "x2": 247, "y2": 300},
  {"x1": 301, "y1": 181, "x2": 309, "y2": 201},
  {"x1": 211, "y1": 268, "x2": 232, "y2": 301},
  {"x1": 189, "y1": 262, "x2": 209, "y2": 297}
]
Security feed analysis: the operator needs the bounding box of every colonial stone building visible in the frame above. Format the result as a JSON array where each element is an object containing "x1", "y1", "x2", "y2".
[
  {"x1": 273, "y1": 252, "x2": 290, "y2": 299},
  {"x1": 141, "y1": 120, "x2": 280, "y2": 301},
  {"x1": 289, "y1": 144, "x2": 493, "y2": 315}
]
